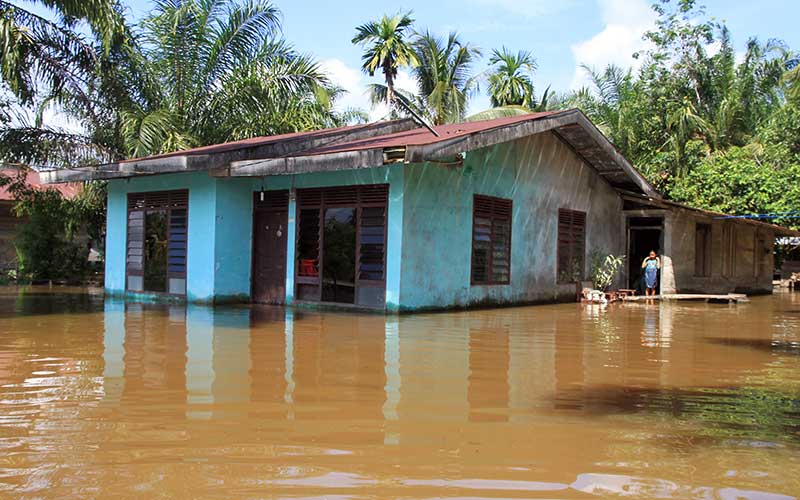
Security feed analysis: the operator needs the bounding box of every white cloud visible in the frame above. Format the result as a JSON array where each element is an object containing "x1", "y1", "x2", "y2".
[
  {"x1": 367, "y1": 70, "x2": 418, "y2": 122},
  {"x1": 569, "y1": 0, "x2": 656, "y2": 89},
  {"x1": 320, "y1": 58, "x2": 418, "y2": 122},
  {"x1": 320, "y1": 58, "x2": 366, "y2": 112}
]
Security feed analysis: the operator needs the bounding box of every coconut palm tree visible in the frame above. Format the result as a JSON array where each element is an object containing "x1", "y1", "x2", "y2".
[
  {"x1": 487, "y1": 47, "x2": 537, "y2": 108},
  {"x1": 352, "y1": 11, "x2": 418, "y2": 107},
  {"x1": 411, "y1": 31, "x2": 481, "y2": 125},
  {"x1": 368, "y1": 31, "x2": 481, "y2": 125}
]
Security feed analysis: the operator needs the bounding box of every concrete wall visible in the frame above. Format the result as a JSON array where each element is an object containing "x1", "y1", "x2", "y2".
[
  {"x1": 661, "y1": 208, "x2": 774, "y2": 294},
  {"x1": 398, "y1": 132, "x2": 625, "y2": 311}
]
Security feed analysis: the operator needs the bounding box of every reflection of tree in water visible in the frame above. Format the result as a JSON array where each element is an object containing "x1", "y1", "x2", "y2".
[
  {"x1": 557, "y1": 381, "x2": 800, "y2": 446},
  {"x1": 323, "y1": 210, "x2": 356, "y2": 302},
  {"x1": 144, "y1": 211, "x2": 168, "y2": 292}
]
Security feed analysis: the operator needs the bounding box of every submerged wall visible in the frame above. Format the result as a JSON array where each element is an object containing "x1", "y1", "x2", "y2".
[
  {"x1": 105, "y1": 172, "x2": 253, "y2": 303},
  {"x1": 398, "y1": 132, "x2": 625, "y2": 311}
]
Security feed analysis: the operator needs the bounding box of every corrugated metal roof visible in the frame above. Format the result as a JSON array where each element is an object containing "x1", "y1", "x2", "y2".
[
  {"x1": 295, "y1": 112, "x2": 560, "y2": 157},
  {"x1": 120, "y1": 120, "x2": 410, "y2": 163}
]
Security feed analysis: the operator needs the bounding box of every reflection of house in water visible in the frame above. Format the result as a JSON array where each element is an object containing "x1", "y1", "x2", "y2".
[
  {"x1": 46, "y1": 111, "x2": 799, "y2": 312},
  {"x1": 98, "y1": 300, "x2": 786, "y2": 452}
]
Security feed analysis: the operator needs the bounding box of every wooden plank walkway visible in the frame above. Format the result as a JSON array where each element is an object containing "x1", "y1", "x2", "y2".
[{"x1": 622, "y1": 293, "x2": 750, "y2": 304}]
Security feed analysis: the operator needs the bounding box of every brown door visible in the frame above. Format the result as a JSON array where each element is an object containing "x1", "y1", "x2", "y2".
[{"x1": 252, "y1": 194, "x2": 288, "y2": 304}]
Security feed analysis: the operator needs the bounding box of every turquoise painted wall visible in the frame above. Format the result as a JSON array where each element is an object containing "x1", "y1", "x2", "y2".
[
  {"x1": 104, "y1": 182, "x2": 127, "y2": 293},
  {"x1": 105, "y1": 171, "x2": 249, "y2": 302},
  {"x1": 398, "y1": 132, "x2": 624, "y2": 311},
  {"x1": 212, "y1": 178, "x2": 254, "y2": 300},
  {"x1": 106, "y1": 166, "x2": 404, "y2": 305}
]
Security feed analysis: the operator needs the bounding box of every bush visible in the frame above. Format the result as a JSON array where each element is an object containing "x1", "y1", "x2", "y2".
[{"x1": 0, "y1": 170, "x2": 104, "y2": 283}]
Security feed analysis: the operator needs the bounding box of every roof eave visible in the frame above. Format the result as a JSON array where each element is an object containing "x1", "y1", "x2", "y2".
[{"x1": 40, "y1": 118, "x2": 418, "y2": 184}]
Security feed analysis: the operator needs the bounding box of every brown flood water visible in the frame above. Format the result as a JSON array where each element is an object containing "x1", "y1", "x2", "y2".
[{"x1": 0, "y1": 287, "x2": 799, "y2": 499}]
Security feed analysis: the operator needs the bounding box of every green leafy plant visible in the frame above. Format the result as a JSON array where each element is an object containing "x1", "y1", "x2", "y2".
[
  {"x1": 0, "y1": 170, "x2": 103, "y2": 283},
  {"x1": 590, "y1": 251, "x2": 626, "y2": 291}
]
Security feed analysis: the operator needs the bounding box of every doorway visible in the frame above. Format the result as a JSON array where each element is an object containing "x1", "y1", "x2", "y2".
[
  {"x1": 252, "y1": 191, "x2": 288, "y2": 304},
  {"x1": 628, "y1": 217, "x2": 663, "y2": 292},
  {"x1": 321, "y1": 207, "x2": 357, "y2": 303}
]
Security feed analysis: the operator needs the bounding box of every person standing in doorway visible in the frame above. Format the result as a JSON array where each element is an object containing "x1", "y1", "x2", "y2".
[{"x1": 641, "y1": 250, "x2": 661, "y2": 299}]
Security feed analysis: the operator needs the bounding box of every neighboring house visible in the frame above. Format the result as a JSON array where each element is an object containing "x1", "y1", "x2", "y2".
[
  {"x1": 43, "y1": 110, "x2": 799, "y2": 311},
  {"x1": 0, "y1": 167, "x2": 81, "y2": 271}
]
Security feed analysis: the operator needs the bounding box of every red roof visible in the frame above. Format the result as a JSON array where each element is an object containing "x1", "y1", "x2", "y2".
[
  {"x1": 0, "y1": 168, "x2": 81, "y2": 201},
  {"x1": 119, "y1": 111, "x2": 562, "y2": 163},
  {"x1": 120, "y1": 121, "x2": 391, "y2": 163},
  {"x1": 299, "y1": 112, "x2": 560, "y2": 157}
]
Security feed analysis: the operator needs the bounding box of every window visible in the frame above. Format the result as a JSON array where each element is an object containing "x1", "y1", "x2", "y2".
[
  {"x1": 557, "y1": 209, "x2": 586, "y2": 283},
  {"x1": 127, "y1": 190, "x2": 188, "y2": 295},
  {"x1": 295, "y1": 184, "x2": 388, "y2": 308},
  {"x1": 471, "y1": 195, "x2": 512, "y2": 285},
  {"x1": 694, "y1": 223, "x2": 712, "y2": 277}
]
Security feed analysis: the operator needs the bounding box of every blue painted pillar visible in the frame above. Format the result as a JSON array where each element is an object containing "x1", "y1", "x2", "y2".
[
  {"x1": 385, "y1": 167, "x2": 404, "y2": 311},
  {"x1": 186, "y1": 179, "x2": 217, "y2": 302},
  {"x1": 212, "y1": 179, "x2": 253, "y2": 301},
  {"x1": 104, "y1": 184, "x2": 127, "y2": 294},
  {"x1": 284, "y1": 190, "x2": 297, "y2": 304}
]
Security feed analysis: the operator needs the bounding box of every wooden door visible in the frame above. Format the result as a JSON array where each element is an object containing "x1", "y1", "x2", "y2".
[{"x1": 252, "y1": 193, "x2": 288, "y2": 304}]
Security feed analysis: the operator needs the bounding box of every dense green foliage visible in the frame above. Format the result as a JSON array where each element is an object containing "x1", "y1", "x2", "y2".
[
  {"x1": 558, "y1": 1, "x2": 800, "y2": 223},
  {"x1": 0, "y1": 171, "x2": 103, "y2": 282},
  {"x1": 0, "y1": 0, "x2": 362, "y2": 166}
]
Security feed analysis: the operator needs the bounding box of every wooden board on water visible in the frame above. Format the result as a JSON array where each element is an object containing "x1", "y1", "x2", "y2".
[{"x1": 622, "y1": 293, "x2": 750, "y2": 303}]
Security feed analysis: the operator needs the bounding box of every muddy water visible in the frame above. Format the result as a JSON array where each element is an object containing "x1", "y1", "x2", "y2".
[{"x1": 0, "y1": 288, "x2": 799, "y2": 499}]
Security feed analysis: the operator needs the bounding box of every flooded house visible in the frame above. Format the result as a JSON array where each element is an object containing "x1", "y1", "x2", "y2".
[
  {"x1": 1, "y1": 167, "x2": 81, "y2": 271},
  {"x1": 43, "y1": 109, "x2": 798, "y2": 311}
]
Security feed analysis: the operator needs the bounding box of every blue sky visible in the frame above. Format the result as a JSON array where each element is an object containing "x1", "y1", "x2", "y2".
[{"x1": 43, "y1": 0, "x2": 800, "y2": 120}]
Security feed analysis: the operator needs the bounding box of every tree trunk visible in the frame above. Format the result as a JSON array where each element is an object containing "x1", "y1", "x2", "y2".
[{"x1": 384, "y1": 62, "x2": 395, "y2": 107}]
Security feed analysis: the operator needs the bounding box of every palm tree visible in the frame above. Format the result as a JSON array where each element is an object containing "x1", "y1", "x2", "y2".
[
  {"x1": 352, "y1": 12, "x2": 418, "y2": 107},
  {"x1": 666, "y1": 97, "x2": 711, "y2": 177},
  {"x1": 564, "y1": 64, "x2": 644, "y2": 159},
  {"x1": 0, "y1": 0, "x2": 126, "y2": 105},
  {"x1": 411, "y1": 31, "x2": 481, "y2": 124},
  {"x1": 487, "y1": 47, "x2": 536, "y2": 108},
  {"x1": 0, "y1": 0, "x2": 128, "y2": 167},
  {"x1": 368, "y1": 31, "x2": 480, "y2": 125},
  {"x1": 119, "y1": 0, "x2": 346, "y2": 157}
]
